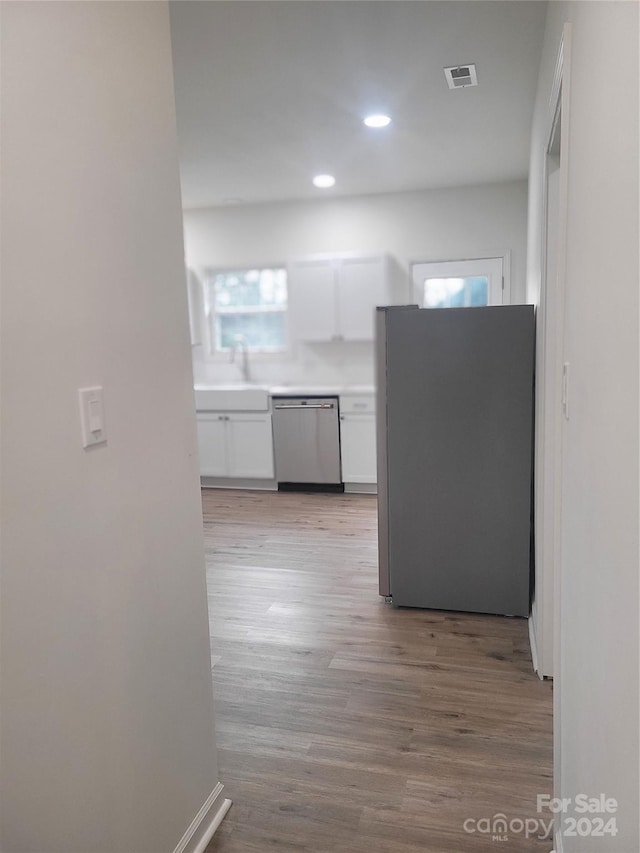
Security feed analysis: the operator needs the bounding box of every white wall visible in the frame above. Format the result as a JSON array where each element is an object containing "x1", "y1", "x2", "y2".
[
  {"x1": 184, "y1": 180, "x2": 528, "y2": 386},
  {"x1": 527, "y1": 2, "x2": 638, "y2": 849},
  {"x1": 0, "y1": 4, "x2": 219, "y2": 852}
]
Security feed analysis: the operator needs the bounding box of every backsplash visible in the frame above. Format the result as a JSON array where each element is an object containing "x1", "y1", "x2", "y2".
[{"x1": 192, "y1": 339, "x2": 375, "y2": 388}]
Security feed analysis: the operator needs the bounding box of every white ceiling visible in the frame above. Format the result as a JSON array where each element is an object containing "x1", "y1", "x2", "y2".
[{"x1": 169, "y1": 1, "x2": 547, "y2": 209}]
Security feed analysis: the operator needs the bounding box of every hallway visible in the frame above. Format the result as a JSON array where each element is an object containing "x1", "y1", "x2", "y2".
[{"x1": 203, "y1": 490, "x2": 553, "y2": 852}]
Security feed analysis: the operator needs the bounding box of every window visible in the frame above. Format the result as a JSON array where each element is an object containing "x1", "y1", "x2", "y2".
[
  {"x1": 422, "y1": 276, "x2": 489, "y2": 308},
  {"x1": 412, "y1": 257, "x2": 505, "y2": 307},
  {"x1": 204, "y1": 267, "x2": 287, "y2": 354}
]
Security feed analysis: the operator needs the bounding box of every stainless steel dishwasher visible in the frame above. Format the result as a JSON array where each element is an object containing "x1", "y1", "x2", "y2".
[{"x1": 272, "y1": 397, "x2": 343, "y2": 489}]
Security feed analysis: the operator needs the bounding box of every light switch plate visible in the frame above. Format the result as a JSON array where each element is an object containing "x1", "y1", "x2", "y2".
[{"x1": 79, "y1": 386, "x2": 107, "y2": 448}]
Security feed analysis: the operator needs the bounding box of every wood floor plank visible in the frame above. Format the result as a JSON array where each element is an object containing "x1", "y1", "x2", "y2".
[{"x1": 202, "y1": 489, "x2": 552, "y2": 852}]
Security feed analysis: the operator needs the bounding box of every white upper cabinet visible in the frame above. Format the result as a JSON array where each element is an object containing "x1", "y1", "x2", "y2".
[
  {"x1": 289, "y1": 254, "x2": 392, "y2": 342},
  {"x1": 186, "y1": 268, "x2": 204, "y2": 346},
  {"x1": 337, "y1": 257, "x2": 388, "y2": 341},
  {"x1": 288, "y1": 259, "x2": 337, "y2": 341}
]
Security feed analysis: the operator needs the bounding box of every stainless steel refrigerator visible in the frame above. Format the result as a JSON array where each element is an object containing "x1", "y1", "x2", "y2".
[{"x1": 376, "y1": 305, "x2": 535, "y2": 617}]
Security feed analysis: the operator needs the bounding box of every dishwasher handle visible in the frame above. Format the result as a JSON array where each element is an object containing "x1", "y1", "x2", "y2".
[{"x1": 274, "y1": 403, "x2": 335, "y2": 410}]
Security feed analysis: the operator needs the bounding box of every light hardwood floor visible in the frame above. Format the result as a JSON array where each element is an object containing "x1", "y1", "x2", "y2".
[{"x1": 203, "y1": 489, "x2": 553, "y2": 852}]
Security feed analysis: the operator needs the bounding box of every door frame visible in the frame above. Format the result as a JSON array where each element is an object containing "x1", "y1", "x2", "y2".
[
  {"x1": 532, "y1": 23, "x2": 572, "y2": 847},
  {"x1": 532, "y1": 28, "x2": 572, "y2": 678}
]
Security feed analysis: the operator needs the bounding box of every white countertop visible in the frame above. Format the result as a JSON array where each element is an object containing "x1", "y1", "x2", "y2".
[
  {"x1": 268, "y1": 384, "x2": 375, "y2": 396},
  {"x1": 194, "y1": 383, "x2": 375, "y2": 396}
]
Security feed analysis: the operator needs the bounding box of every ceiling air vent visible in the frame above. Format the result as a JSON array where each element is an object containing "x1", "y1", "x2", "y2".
[{"x1": 444, "y1": 64, "x2": 478, "y2": 90}]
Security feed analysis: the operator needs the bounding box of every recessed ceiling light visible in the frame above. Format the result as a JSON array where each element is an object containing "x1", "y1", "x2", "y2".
[
  {"x1": 363, "y1": 114, "x2": 392, "y2": 128},
  {"x1": 313, "y1": 174, "x2": 335, "y2": 189}
]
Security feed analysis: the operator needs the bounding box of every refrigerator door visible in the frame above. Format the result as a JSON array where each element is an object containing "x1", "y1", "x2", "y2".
[
  {"x1": 381, "y1": 305, "x2": 534, "y2": 617},
  {"x1": 376, "y1": 308, "x2": 390, "y2": 595}
]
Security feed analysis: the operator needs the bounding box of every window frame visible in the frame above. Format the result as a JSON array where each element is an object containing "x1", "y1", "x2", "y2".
[
  {"x1": 202, "y1": 264, "x2": 290, "y2": 360},
  {"x1": 410, "y1": 253, "x2": 511, "y2": 308}
]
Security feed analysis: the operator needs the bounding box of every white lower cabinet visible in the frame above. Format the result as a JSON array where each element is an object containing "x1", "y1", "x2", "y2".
[
  {"x1": 196, "y1": 414, "x2": 228, "y2": 476},
  {"x1": 226, "y1": 414, "x2": 275, "y2": 478},
  {"x1": 339, "y1": 395, "x2": 377, "y2": 484},
  {"x1": 196, "y1": 412, "x2": 274, "y2": 479}
]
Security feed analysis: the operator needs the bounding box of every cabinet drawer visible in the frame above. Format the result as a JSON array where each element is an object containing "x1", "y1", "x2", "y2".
[{"x1": 340, "y1": 395, "x2": 375, "y2": 414}]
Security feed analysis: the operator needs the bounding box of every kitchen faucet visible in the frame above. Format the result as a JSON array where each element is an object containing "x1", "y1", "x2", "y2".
[{"x1": 229, "y1": 333, "x2": 251, "y2": 383}]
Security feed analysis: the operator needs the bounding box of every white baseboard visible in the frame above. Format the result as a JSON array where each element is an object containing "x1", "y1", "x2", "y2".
[
  {"x1": 201, "y1": 478, "x2": 377, "y2": 495},
  {"x1": 528, "y1": 614, "x2": 543, "y2": 680},
  {"x1": 201, "y1": 476, "x2": 277, "y2": 491},
  {"x1": 173, "y1": 782, "x2": 232, "y2": 853},
  {"x1": 344, "y1": 482, "x2": 377, "y2": 494}
]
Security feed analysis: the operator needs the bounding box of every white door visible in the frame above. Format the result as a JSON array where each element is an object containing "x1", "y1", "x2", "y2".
[
  {"x1": 337, "y1": 257, "x2": 387, "y2": 341},
  {"x1": 226, "y1": 414, "x2": 274, "y2": 479},
  {"x1": 412, "y1": 257, "x2": 504, "y2": 308},
  {"x1": 196, "y1": 414, "x2": 228, "y2": 476}
]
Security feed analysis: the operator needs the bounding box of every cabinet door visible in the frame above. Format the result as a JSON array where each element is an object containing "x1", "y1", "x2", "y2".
[
  {"x1": 288, "y1": 259, "x2": 337, "y2": 341},
  {"x1": 340, "y1": 414, "x2": 377, "y2": 483},
  {"x1": 337, "y1": 257, "x2": 388, "y2": 341},
  {"x1": 186, "y1": 268, "x2": 203, "y2": 346},
  {"x1": 196, "y1": 414, "x2": 228, "y2": 476},
  {"x1": 227, "y1": 414, "x2": 274, "y2": 479}
]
